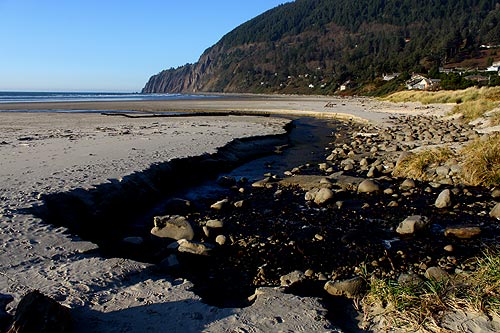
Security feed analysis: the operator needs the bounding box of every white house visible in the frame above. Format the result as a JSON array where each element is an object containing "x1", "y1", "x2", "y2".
[
  {"x1": 487, "y1": 61, "x2": 500, "y2": 72},
  {"x1": 406, "y1": 75, "x2": 436, "y2": 90}
]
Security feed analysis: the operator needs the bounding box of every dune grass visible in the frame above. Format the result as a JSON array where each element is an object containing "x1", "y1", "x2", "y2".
[
  {"x1": 363, "y1": 250, "x2": 500, "y2": 332},
  {"x1": 392, "y1": 147, "x2": 455, "y2": 181},
  {"x1": 461, "y1": 132, "x2": 500, "y2": 187},
  {"x1": 383, "y1": 87, "x2": 500, "y2": 123}
]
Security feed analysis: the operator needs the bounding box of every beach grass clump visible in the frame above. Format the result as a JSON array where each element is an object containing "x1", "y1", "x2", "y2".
[
  {"x1": 393, "y1": 147, "x2": 455, "y2": 181},
  {"x1": 453, "y1": 251, "x2": 500, "y2": 315},
  {"x1": 363, "y1": 276, "x2": 452, "y2": 331},
  {"x1": 460, "y1": 133, "x2": 500, "y2": 187},
  {"x1": 451, "y1": 99, "x2": 498, "y2": 122},
  {"x1": 363, "y1": 250, "x2": 500, "y2": 332}
]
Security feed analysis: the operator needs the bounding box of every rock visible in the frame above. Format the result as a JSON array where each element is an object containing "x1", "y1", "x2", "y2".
[
  {"x1": 122, "y1": 236, "x2": 144, "y2": 246},
  {"x1": 163, "y1": 198, "x2": 193, "y2": 215},
  {"x1": 400, "y1": 178, "x2": 416, "y2": 190},
  {"x1": 210, "y1": 198, "x2": 229, "y2": 210},
  {"x1": 435, "y1": 189, "x2": 452, "y2": 209},
  {"x1": 445, "y1": 226, "x2": 481, "y2": 239},
  {"x1": 305, "y1": 188, "x2": 319, "y2": 201},
  {"x1": 444, "y1": 245, "x2": 454, "y2": 252},
  {"x1": 177, "y1": 239, "x2": 213, "y2": 256},
  {"x1": 490, "y1": 203, "x2": 500, "y2": 219},
  {"x1": 159, "y1": 254, "x2": 180, "y2": 270},
  {"x1": 398, "y1": 273, "x2": 423, "y2": 287},
  {"x1": 383, "y1": 188, "x2": 394, "y2": 195},
  {"x1": 435, "y1": 166, "x2": 450, "y2": 177},
  {"x1": 206, "y1": 219, "x2": 224, "y2": 228},
  {"x1": 366, "y1": 166, "x2": 377, "y2": 178},
  {"x1": 357, "y1": 179, "x2": 380, "y2": 194},
  {"x1": 425, "y1": 267, "x2": 449, "y2": 281},
  {"x1": 0, "y1": 294, "x2": 13, "y2": 332},
  {"x1": 387, "y1": 201, "x2": 399, "y2": 207},
  {"x1": 8, "y1": 290, "x2": 71, "y2": 333},
  {"x1": 217, "y1": 175, "x2": 236, "y2": 187},
  {"x1": 234, "y1": 200, "x2": 245, "y2": 208},
  {"x1": 215, "y1": 235, "x2": 227, "y2": 246},
  {"x1": 314, "y1": 188, "x2": 334, "y2": 205},
  {"x1": 203, "y1": 226, "x2": 210, "y2": 237},
  {"x1": 492, "y1": 188, "x2": 500, "y2": 199},
  {"x1": 252, "y1": 177, "x2": 271, "y2": 188},
  {"x1": 151, "y1": 215, "x2": 194, "y2": 241},
  {"x1": 396, "y1": 215, "x2": 428, "y2": 235},
  {"x1": 280, "y1": 270, "x2": 306, "y2": 287},
  {"x1": 324, "y1": 277, "x2": 365, "y2": 298}
]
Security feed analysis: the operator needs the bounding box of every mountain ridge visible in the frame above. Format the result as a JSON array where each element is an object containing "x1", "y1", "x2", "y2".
[{"x1": 142, "y1": 0, "x2": 500, "y2": 95}]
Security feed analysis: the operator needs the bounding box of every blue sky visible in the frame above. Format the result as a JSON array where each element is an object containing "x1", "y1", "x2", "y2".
[{"x1": 0, "y1": 1, "x2": 288, "y2": 92}]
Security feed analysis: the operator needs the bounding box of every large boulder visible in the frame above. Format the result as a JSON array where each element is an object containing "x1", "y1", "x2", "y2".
[
  {"x1": 357, "y1": 179, "x2": 380, "y2": 194},
  {"x1": 396, "y1": 215, "x2": 428, "y2": 235},
  {"x1": 435, "y1": 189, "x2": 452, "y2": 209},
  {"x1": 445, "y1": 226, "x2": 481, "y2": 239},
  {"x1": 280, "y1": 271, "x2": 306, "y2": 288},
  {"x1": 7, "y1": 291, "x2": 71, "y2": 333},
  {"x1": 324, "y1": 277, "x2": 365, "y2": 298},
  {"x1": 151, "y1": 215, "x2": 194, "y2": 241},
  {"x1": 314, "y1": 188, "x2": 334, "y2": 205}
]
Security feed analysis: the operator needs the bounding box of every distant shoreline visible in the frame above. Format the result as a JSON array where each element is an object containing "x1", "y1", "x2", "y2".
[{"x1": 0, "y1": 94, "x2": 450, "y2": 125}]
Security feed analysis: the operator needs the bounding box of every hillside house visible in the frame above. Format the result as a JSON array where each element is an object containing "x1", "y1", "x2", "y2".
[
  {"x1": 382, "y1": 73, "x2": 401, "y2": 81},
  {"x1": 406, "y1": 75, "x2": 437, "y2": 90},
  {"x1": 340, "y1": 80, "x2": 352, "y2": 91},
  {"x1": 487, "y1": 61, "x2": 500, "y2": 72}
]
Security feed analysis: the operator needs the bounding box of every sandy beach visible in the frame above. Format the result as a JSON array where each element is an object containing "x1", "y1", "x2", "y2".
[{"x1": 0, "y1": 96, "x2": 454, "y2": 332}]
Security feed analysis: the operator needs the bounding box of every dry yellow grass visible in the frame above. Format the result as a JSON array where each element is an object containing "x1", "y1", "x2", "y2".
[
  {"x1": 460, "y1": 133, "x2": 500, "y2": 187},
  {"x1": 383, "y1": 87, "x2": 500, "y2": 122},
  {"x1": 392, "y1": 148, "x2": 454, "y2": 181}
]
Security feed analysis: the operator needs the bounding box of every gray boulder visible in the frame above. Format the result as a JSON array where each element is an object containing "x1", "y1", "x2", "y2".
[
  {"x1": 435, "y1": 189, "x2": 452, "y2": 209},
  {"x1": 425, "y1": 267, "x2": 449, "y2": 282},
  {"x1": 324, "y1": 277, "x2": 365, "y2": 298},
  {"x1": 400, "y1": 178, "x2": 416, "y2": 190},
  {"x1": 491, "y1": 203, "x2": 500, "y2": 219},
  {"x1": 177, "y1": 239, "x2": 214, "y2": 256},
  {"x1": 398, "y1": 273, "x2": 423, "y2": 287},
  {"x1": 210, "y1": 198, "x2": 229, "y2": 210},
  {"x1": 357, "y1": 179, "x2": 380, "y2": 194},
  {"x1": 314, "y1": 188, "x2": 334, "y2": 205},
  {"x1": 280, "y1": 270, "x2": 306, "y2": 287},
  {"x1": 396, "y1": 215, "x2": 428, "y2": 235},
  {"x1": 206, "y1": 219, "x2": 224, "y2": 228},
  {"x1": 151, "y1": 215, "x2": 194, "y2": 241}
]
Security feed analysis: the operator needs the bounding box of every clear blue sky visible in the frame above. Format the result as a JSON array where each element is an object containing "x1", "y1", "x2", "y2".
[{"x1": 0, "y1": 1, "x2": 288, "y2": 92}]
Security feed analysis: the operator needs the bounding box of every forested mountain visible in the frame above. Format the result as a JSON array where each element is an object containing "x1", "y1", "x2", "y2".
[{"x1": 142, "y1": 0, "x2": 500, "y2": 95}]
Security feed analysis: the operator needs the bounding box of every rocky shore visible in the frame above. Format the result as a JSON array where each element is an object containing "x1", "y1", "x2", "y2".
[{"x1": 139, "y1": 112, "x2": 500, "y2": 331}]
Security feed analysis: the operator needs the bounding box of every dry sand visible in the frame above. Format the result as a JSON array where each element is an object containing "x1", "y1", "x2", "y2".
[{"x1": 0, "y1": 96, "x2": 451, "y2": 332}]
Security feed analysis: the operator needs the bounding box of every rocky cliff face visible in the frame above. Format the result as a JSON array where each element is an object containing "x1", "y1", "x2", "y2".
[{"x1": 142, "y1": 46, "x2": 220, "y2": 94}]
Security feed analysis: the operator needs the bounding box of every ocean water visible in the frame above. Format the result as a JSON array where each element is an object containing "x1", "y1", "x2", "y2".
[{"x1": 0, "y1": 91, "x2": 214, "y2": 103}]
